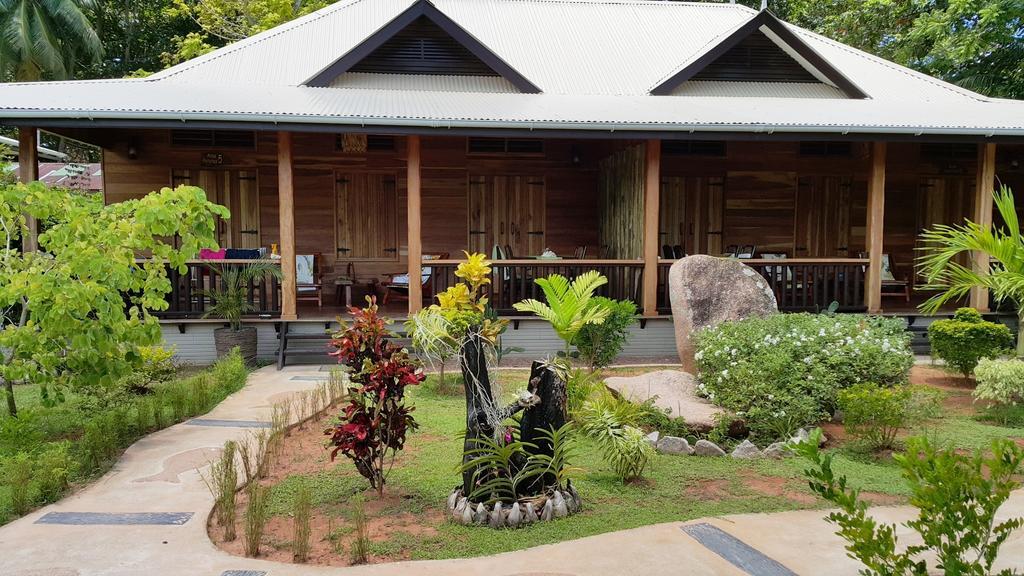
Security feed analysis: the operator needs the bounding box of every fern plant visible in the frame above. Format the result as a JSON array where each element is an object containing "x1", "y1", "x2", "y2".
[
  {"x1": 513, "y1": 271, "x2": 611, "y2": 356},
  {"x1": 523, "y1": 424, "x2": 580, "y2": 492},
  {"x1": 578, "y1": 391, "x2": 653, "y2": 482}
]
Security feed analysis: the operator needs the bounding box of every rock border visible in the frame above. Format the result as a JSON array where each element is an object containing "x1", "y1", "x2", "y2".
[
  {"x1": 646, "y1": 429, "x2": 825, "y2": 460},
  {"x1": 446, "y1": 483, "x2": 581, "y2": 529}
]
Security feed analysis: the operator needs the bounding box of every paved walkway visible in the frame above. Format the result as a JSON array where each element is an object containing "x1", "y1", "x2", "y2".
[{"x1": 3, "y1": 365, "x2": 1024, "y2": 576}]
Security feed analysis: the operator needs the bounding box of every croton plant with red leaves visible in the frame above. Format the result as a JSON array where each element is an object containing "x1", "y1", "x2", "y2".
[{"x1": 326, "y1": 298, "x2": 423, "y2": 496}]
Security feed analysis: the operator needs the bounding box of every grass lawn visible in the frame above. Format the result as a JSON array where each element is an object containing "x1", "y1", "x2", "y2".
[{"x1": 216, "y1": 365, "x2": 1024, "y2": 566}]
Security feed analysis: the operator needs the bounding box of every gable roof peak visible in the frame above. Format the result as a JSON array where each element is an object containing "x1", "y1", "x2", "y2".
[
  {"x1": 303, "y1": 0, "x2": 541, "y2": 93},
  {"x1": 650, "y1": 9, "x2": 868, "y2": 99}
]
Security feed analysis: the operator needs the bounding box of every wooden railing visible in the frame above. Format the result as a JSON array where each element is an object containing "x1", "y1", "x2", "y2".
[
  {"x1": 656, "y1": 258, "x2": 868, "y2": 314},
  {"x1": 145, "y1": 259, "x2": 282, "y2": 319},
  {"x1": 428, "y1": 259, "x2": 645, "y2": 315}
]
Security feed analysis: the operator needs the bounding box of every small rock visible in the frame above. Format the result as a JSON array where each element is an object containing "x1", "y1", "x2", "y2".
[
  {"x1": 489, "y1": 502, "x2": 504, "y2": 528},
  {"x1": 460, "y1": 503, "x2": 474, "y2": 525},
  {"x1": 731, "y1": 439, "x2": 763, "y2": 459},
  {"x1": 763, "y1": 442, "x2": 790, "y2": 459},
  {"x1": 693, "y1": 439, "x2": 726, "y2": 457},
  {"x1": 446, "y1": 491, "x2": 459, "y2": 510},
  {"x1": 790, "y1": 428, "x2": 826, "y2": 446},
  {"x1": 452, "y1": 497, "x2": 468, "y2": 522},
  {"x1": 541, "y1": 499, "x2": 553, "y2": 521},
  {"x1": 507, "y1": 503, "x2": 521, "y2": 528},
  {"x1": 567, "y1": 480, "x2": 581, "y2": 513},
  {"x1": 473, "y1": 502, "x2": 487, "y2": 524},
  {"x1": 551, "y1": 491, "x2": 568, "y2": 518},
  {"x1": 645, "y1": 431, "x2": 660, "y2": 447},
  {"x1": 524, "y1": 502, "x2": 537, "y2": 524},
  {"x1": 656, "y1": 436, "x2": 694, "y2": 455}
]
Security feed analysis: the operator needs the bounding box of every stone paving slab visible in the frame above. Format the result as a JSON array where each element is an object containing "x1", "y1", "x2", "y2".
[
  {"x1": 35, "y1": 512, "x2": 194, "y2": 526},
  {"x1": 186, "y1": 418, "x2": 272, "y2": 428}
]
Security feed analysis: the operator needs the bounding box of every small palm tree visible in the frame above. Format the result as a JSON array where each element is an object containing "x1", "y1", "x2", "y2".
[
  {"x1": 201, "y1": 262, "x2": 283, "y2": 331},
  {"x1": 0, "y1": 0, "x2": 103, "y2": 81},
  {"x1": 918, "y1": 186, "x2": 1024, "y2": 356},
  {"x1": 513, "y1": 270, "x2": 611, "y2": 356}
]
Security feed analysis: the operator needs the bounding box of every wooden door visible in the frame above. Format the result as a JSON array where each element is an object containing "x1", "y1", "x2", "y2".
[
  {"x1": 468, "y1": 175, "x2": 545, "y2": 257},
  {"x1": 917, "y1": 176, "x2": 974, "y2": 275},
  {"x1": 795, "y1": 175, "x2": 852, "y2": 257},
  {"x1": 171, "y1": 168, "x2": 260, "y2": 249},
  {"x1": 335, "y1": 172, "x2": 398, "y2": 261},
  {"x1": 660, "y1": 176, "x2": 724, "y2": 256}
]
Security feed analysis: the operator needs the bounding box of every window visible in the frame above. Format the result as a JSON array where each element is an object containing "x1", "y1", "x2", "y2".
[
  {"x1": 335, "y1": 172, "x2": 399, "y2": 260},
  {"x1": 170, "y1": 130, "x2": 256, "y2": 149},
  {"x1": 467, "y1": 137, "x2": 544, "y2": 155},
  {"x1": 799, "y1": 141, "x2": 852, "y2": 157},
  {"x1": 693, "y1": 31, "x2": 819, "y2": 83},
  {"x1": 662, "y1": 140, "x2": 726, "y2": 157}
]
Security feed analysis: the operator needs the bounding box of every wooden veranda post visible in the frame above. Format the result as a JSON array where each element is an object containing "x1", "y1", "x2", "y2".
[
  {"x1": 18, "y1": 127, "x2": 39, "y2": 252},
  {"x1": 865, "y1": 142, "x2": 887, "y2": 314},
  {"x1": 407, "y1": 135, "x2": 423, "y2": 315},
  {"x1": 969, "y1": 142, "x2": 997, "y2": 312},
  {"x1": 642, "y1": 139, "x2": 661, "y2": 317},
  {"x1": 278, "y1": 131, "x2": 298, "y2": 321}
]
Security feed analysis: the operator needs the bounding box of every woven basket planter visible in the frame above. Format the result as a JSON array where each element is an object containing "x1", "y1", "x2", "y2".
[{"x1": 213, "y1": 326, "x2": 257, "y2": 362}]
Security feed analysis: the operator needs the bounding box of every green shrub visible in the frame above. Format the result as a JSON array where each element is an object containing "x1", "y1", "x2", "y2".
[
  {"x1": 837, "y1": 384, "x2": 941, "y2": 450},
  {"x1": 34, "y1": 442, "x2": 74, "y2": 502},
  {"x1": 974, "y1": 358, "x2": 1024, "y2": 424},
  {"x1": 635, "y1": 400, "x2": 690, "y2": 438},
  {"x1": 1, "y1": 454, "x2": 34, "y2": 516},
  {"x1": 695, "y1": 313, "x2": 913, "y2": 442},
  {"x1": 575, "y1": 297, "x2": 637, "y2": 369},
  {"x1": 928, "y1": 308, "x2": 1012, "y2": 378},
  {"x1": 794, "y1": 430, "x2": 1024, "y2": 575},
  {"x1": 578, "y1": 392, "x2": 653, "y2": 482},
  {"x1": 565, "y1": 368, "x2": 602, "y2": 421}
]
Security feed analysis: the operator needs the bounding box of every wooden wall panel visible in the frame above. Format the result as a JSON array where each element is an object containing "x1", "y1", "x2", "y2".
[
  {"x1": 795, "y1": 175, "x2": 852, "y2": 257},
  {"x1": 724, "y1": 171, "x2": 797, "y2": 254},
  {"x1": 659, "y1": 176, "x2": 724, "y2": 256}
]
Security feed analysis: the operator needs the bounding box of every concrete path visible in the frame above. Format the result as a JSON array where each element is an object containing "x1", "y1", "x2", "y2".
[{"x1": 3, "y1": 365, "x2": 1024, "y2": 576}]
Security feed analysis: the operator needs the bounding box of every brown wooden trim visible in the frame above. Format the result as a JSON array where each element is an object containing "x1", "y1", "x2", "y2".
[
  {"x1": 970, "y1": 142, "x2": 997, "y2": 311},
  {"x1": 642, "y1": 140, "x2": 661, "y2": 317},
  {"x1": 650, "y1": 11, "x2": 868, "y2": 99},
  {"x1": 865, "y1": 141, "x2": 886, "y2": 313},
  {"x1": 18, "y1": 127, "x2": 39, "y2": 252},
  {"x1": 434, "y1": 259, "x2": 645, "y2": 266},
  {"x1": 407, "y1": 134, "x2": 423, "y2": 314},
  {"x1": 278, "y1": 131, "x2": 298, "y2": 320},
  {"x1": 658, "y1": 258, "x2": 868, "y2": 265},
  {"x1": 303, "y1": 0, "x2": 541, "y2": 93}
]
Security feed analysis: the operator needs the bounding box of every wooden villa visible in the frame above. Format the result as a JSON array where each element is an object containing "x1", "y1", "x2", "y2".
[{"x1": 3, "y1": 0, "x2": 1024, "y2": 361}]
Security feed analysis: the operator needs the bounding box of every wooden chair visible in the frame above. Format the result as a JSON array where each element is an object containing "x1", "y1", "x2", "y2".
[
  {"x1": 859, "y1": 252, "x2": 911, "y2": 302},
  {"x1": 296, "y1": 253, "x2": 323, "y2": 309},
  {"x1": 737, "y1": 244, "x2": 756, "y2": 259},
  {"x1": 725, "y1": 244, "x2": 738, "y2": 257},
  {"x1": 573, "y1": 245, "x2": 587, "y2": 259},
  {"x1": 382, "y1": 252, "x2": 449, "y2": 305},
  {"x1": 662, "y1": 245, "x2": 674, "y2": 259},
  {"x1": 672, "y1": 245, "x2": 685, "y2": 259}
]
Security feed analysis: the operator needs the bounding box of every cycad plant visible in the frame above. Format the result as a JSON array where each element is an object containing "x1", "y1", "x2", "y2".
[
  {"x1": 201, "y1": 262, "x2": 283, "y2": 331},
  {"x1": 918, "y1": 186, "x2": 1024, "y2": 357},
  {"x1": 512, "y1": 271, "x2": 611, "y2": 356}
]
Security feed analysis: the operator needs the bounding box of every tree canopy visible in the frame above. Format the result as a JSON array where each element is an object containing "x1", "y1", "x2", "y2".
[{"x1": 0, "y1": 0, "x2": 103, "y2": 81}]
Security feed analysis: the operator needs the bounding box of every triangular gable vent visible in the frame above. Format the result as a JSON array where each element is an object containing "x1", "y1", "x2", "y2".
[
  {"x1": 651, "y1": 11, "x2": 867, "y2": 98},
  {"x1": 305, "y1": 0, "x2": 539, "y2": 92}
]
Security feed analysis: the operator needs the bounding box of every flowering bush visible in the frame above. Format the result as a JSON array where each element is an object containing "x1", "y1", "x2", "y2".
[
  {"x1": 695, "y1": 313, "x2": 913, "y2": 441},
  {"x1": 974, "y1": 359, "x2": 1024, "y2": 423},
  {"x1": 327, "y1": 299, "x2": 423, "y2": 496}
]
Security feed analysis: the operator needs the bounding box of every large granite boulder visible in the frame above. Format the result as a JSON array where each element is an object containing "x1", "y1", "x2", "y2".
[
  {"x1": 669, "y1": 255, "x2": 778, "y2": 372},
  {"x1": 604, "y1": 370, "x2": 725, "y2": 432}
]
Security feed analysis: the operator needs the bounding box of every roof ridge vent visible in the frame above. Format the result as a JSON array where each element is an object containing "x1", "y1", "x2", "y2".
[
  {"x1": 651, "y1": 10, "x2": 867, "y2": 98},
  {"x1": 304, "y1": 0, "x2": 540, "y2": 93}
]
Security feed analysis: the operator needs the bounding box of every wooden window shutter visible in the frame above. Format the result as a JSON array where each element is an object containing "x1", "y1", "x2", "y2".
[{"x1": 336, "y1": 172, "x2": 399, "y2": 260}]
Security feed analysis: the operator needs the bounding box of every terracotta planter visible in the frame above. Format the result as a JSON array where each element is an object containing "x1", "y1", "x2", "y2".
[{"x1": 213, "y1": 326, "x2": 257, "y2": 362}]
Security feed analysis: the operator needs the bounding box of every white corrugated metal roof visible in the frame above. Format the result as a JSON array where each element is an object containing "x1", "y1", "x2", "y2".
[
  {"x1": 670, "y1": 81, "x2": 846, "y2": 99},
  {"x1": 0, "y1": 0, "x2": 1021, "y2": 136}
]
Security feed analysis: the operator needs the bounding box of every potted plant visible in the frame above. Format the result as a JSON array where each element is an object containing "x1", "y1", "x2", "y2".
[{"x1": 201, "y1": 262, "x2": 283, "y2": 362}]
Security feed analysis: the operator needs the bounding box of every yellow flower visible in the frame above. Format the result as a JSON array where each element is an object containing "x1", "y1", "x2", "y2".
[
  {"x1": 454, "y1": 251, "x2": 492, "y2": 292},
  {"x1": 436, "y1": 283, "x2": 472, "y2": 311}
]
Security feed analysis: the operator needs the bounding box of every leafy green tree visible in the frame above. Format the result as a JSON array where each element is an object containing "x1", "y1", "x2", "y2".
[
  {"x1": 79, "y1": 0, "x2": 195, "y2": 78},
  {"x1": 918, "y1": 186, "x2": 1024, "y2": 357},
  {"x1": 783, "y1": 0, "x2": 1024, "y2": 98},
  {"x1": 0, "y1": 183, "x2": 227, "y2": 416},
  {"x1": 162, "y1": 0, "x2": 331, "y2": 65},
  {"x1": 0, "y1": 0, "x2": 103, "y2": 81}
]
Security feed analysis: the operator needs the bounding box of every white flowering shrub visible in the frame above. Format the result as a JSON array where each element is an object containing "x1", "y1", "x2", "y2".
[{"x1": 695, "y1": 313, "x2": 913, "y2": 441}]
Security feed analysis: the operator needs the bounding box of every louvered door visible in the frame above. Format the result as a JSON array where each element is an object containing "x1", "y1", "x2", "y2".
[
  {"x1": 468, "y1": 175, "x2": 545, "y2": 258},
  {"x1": 171, "y1": 168, "x2": 259, "y2": 249},
  {"x1": 335, "y1": 172, "x2": 398, "y2": 261},
  {"x1": 795, "y1": 175, "x2": 852, "y2": 257},
  {"x1": 660, "y1": 176, "x2": 724, "y2": 256}
]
